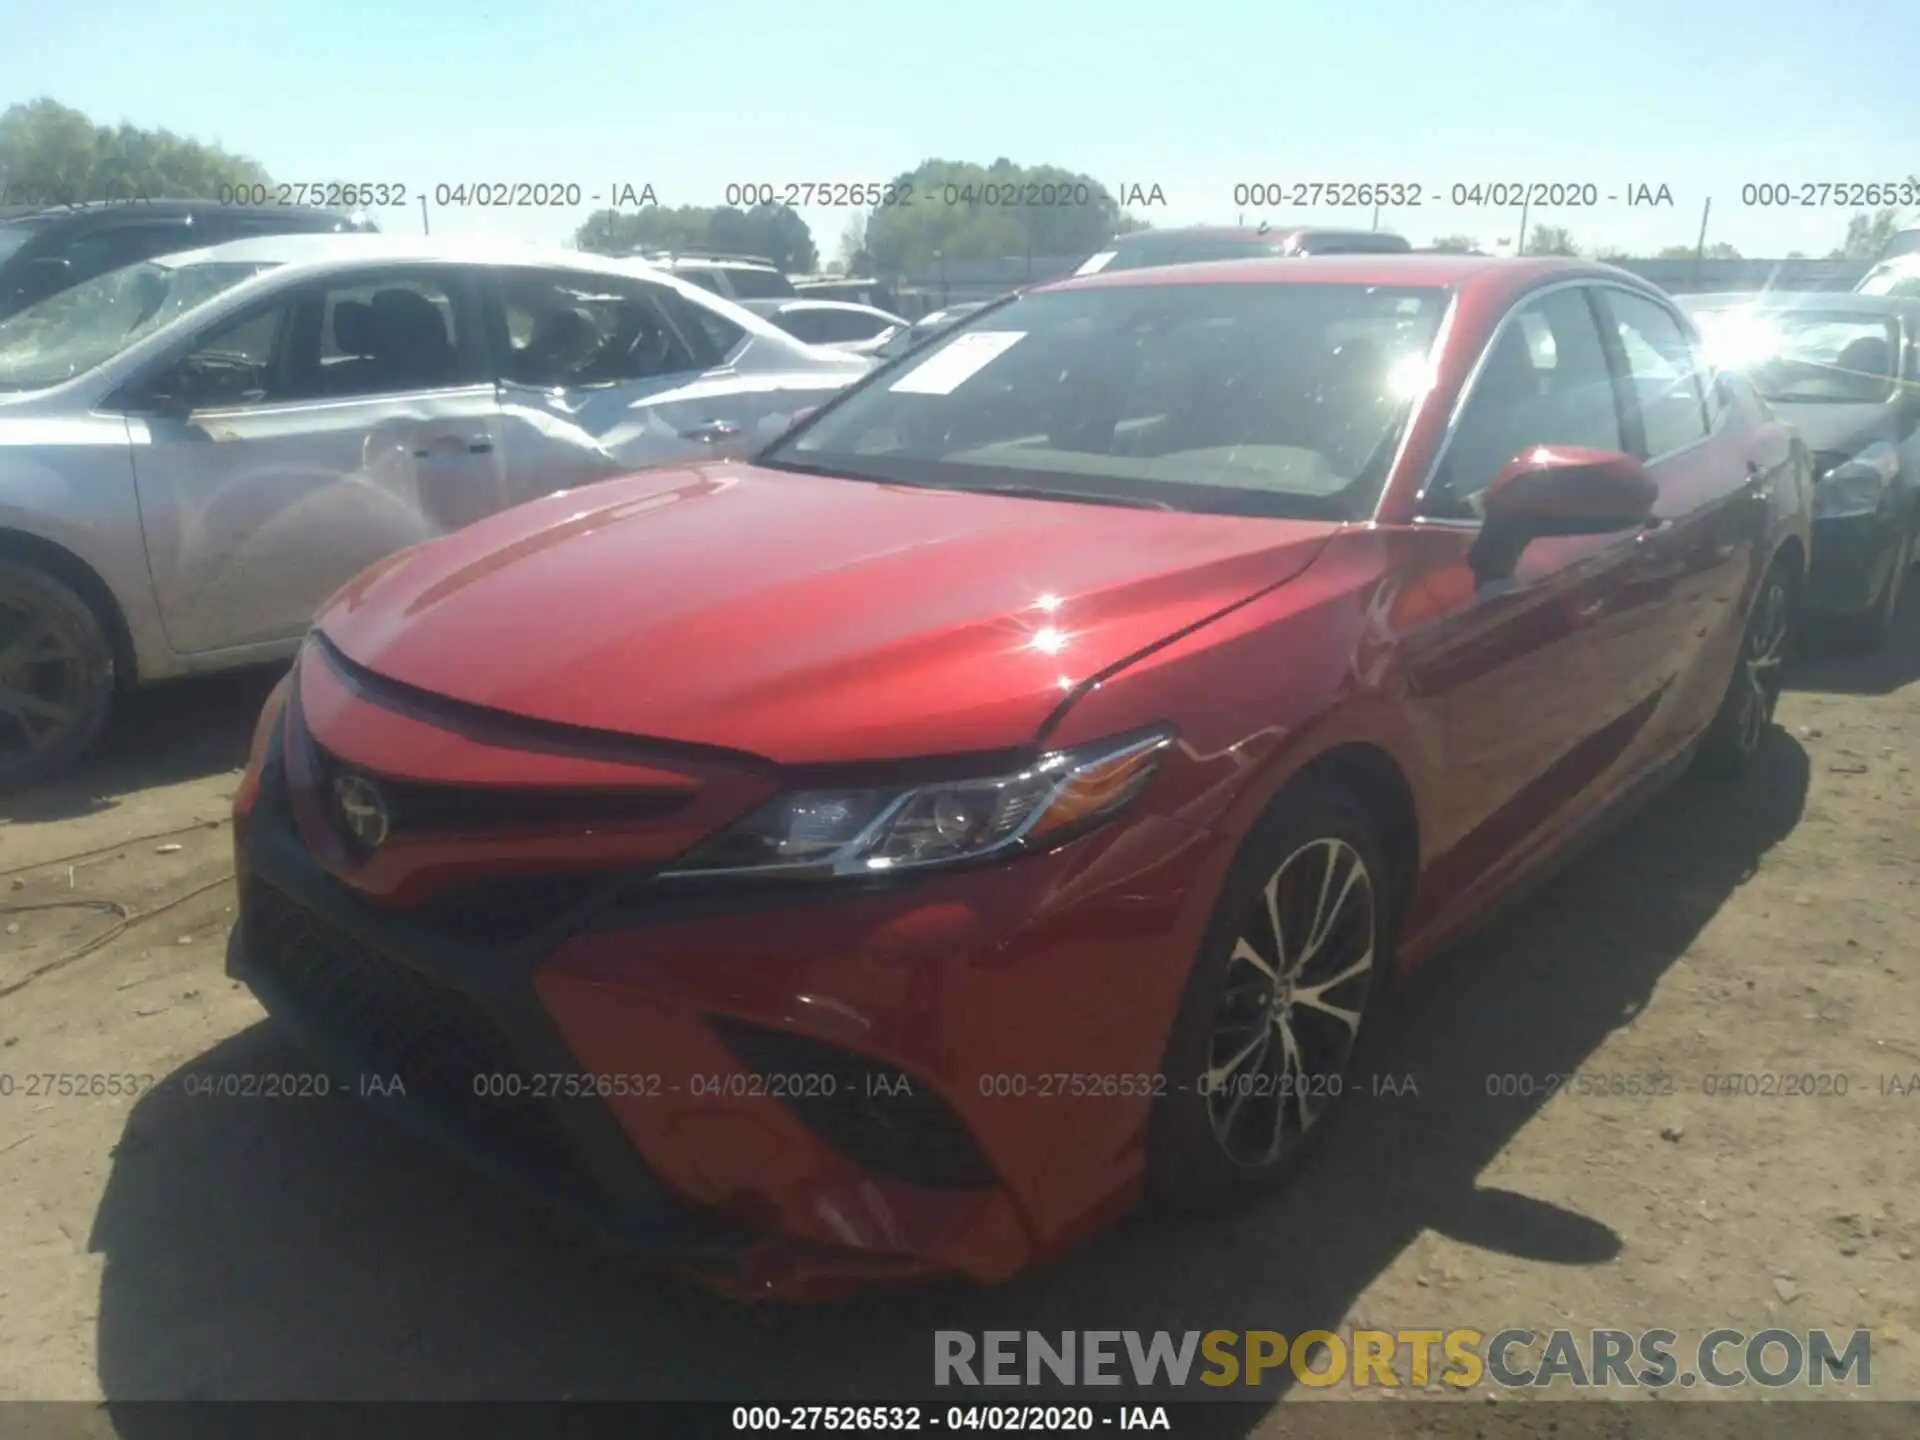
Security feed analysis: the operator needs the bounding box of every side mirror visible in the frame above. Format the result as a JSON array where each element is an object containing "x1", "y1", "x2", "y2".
[{"x1": 1468, "y1": 446, "x2": 1658, "y2": 584}]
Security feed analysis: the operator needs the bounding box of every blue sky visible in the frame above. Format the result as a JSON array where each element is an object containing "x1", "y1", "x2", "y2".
[{"x1": 7, "y1": 0, "x2": 1916, "y2": 262}]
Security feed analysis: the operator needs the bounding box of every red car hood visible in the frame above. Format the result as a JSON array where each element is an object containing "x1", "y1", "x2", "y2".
[{"x1": 315, "y1": 461, "x2": 1336, "y2": 764}]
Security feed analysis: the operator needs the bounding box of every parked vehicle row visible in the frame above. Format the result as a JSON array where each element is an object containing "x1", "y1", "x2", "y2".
[
  {"x1": 0, "y1": 234, "x2": 869, "y2": 783},
  {"x1": 211, "y1": 252, "x2": 1823, "y2": 1298}
]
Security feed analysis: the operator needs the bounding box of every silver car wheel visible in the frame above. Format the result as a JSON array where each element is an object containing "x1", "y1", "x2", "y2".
[{"x1": 1203, "y1": 836, "x2": 1377, "y2": 1168}]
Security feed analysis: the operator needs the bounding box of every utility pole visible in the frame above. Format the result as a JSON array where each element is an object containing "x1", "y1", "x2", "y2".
[
  {"x1": 1693, "y1": 196, "x2": 1712, "y2": 290},
  {"x1": 1516, "y1": 194, "x2": 1531, "y2": 255},
  {"x1": 419, "y1": 194, "x2": 430, "y2": 235},
  {"x1": 1372, "y1": 202, "x2": 1381, "y2": 232}
]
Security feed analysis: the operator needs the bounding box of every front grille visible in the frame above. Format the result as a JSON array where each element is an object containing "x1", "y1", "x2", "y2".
[
  {"x1": 710, "y1": 1018, "x2": 997, "y2": 1190},
  {"x1": 243, "y1": 881, "x2": 597, "y2": 1192},
  {"x1": 400, "y1": 872, "x2": 620, "y2": 944},
  {"x1": 310, "y1": 743, "x2": 690, "y2": 840}
]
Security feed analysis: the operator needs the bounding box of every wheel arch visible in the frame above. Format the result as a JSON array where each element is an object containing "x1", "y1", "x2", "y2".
[
  {"x1": 1283, "y1": 741, "x2": 1423, "y2": 936},
  {"x1": 0, "y1": 527, "x2": 138, "y2": 687}
]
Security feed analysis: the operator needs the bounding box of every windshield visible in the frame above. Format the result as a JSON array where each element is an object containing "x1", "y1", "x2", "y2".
[
  {"x1": 1692, "y1": 307, "x2": 1900, "y2": 404},
  {"x1": 724, "y1": 267, "x2": 797, "y2": 299},
  {"x1": 762, "y1": 281, "x2": 1450, "y2": 520},
  {"x1": 0, "y1": 226, "x2": 36, "y2": 266},
  {"x1": 0, "y1": 258, "x2": 273, "y2": 391}
]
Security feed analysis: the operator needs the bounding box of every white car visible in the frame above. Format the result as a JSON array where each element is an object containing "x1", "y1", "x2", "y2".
[
  {"x1": 1857, "y1": 252, "x2": 1920, "y2": 299},
  {"x1": 745, "y1": 298, "x2": 912, "y2": 356},
  {"x1": 0, "y1": 233, "x2": 869, "y2": 785}
]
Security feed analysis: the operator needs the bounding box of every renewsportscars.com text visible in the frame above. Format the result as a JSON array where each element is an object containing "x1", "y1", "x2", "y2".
[{"x1": 933, "y1": 1328, "x2": 1872, "y2": 1390}]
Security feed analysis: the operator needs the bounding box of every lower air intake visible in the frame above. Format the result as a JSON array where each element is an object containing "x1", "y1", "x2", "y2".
[{"x1": 708, "y1": 1017, "x2": 998, "y2": 1191}]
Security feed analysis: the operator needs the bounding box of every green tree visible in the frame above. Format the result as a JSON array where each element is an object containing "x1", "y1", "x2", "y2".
[
  {"x1": 1428, "y1": 233, "x2": 1480, "y2": 252},
  {"x1": 836, "y1": 213, "x2": 868, "y2": 273},
  {"x1": 0, "y1": 97, "x2": 270, "y2": 202},
  {"x1": 1594, "y1": 246, "x2": 1633, "y2": 262},
  {"x1": 573, "y1": 203, "x2": 819, "y2": 272},
  {"x1": 862, "y1": 158, "x2": 1139, "y2": 274},
  {"x1": 1524, "y1": 225, "x2": 1579, "y2": 256},
  {"x1": 1655, "y1": 241, "x2": 1741, "y2": 260},
  {"x1": 1829, "y1": 207, "x2": 1903, "y2": 260}
]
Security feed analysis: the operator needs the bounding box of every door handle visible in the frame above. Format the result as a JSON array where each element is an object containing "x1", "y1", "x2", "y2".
[
  {"x1": 679, "y1": 419, "x2": 741, "y2": 444},
  {"x1": 412, "y1": 436, "x2": 495, "y2": 458}
]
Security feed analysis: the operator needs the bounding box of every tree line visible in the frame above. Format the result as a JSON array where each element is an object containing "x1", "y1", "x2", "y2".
[{"x1": 4, "y1": 99, "x2": 1913, "y2": 275}]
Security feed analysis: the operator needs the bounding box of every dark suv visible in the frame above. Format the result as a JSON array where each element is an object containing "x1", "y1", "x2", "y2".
[{"x1": 0, "y1": 199, "x2": 376, "y2": 321}]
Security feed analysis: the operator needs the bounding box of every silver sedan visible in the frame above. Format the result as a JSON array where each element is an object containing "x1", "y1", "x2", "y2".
[{"x1": 0, "y1": 233, "x2": 870, "y2": 786}]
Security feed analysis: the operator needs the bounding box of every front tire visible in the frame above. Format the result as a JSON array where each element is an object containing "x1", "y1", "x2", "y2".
[
  {"x1": 1148, "y1": 778, "x2": 1392, "y2": 1214},
  {"x1": 1694, "y1": 555, "x2": 1794, "y2": 780},
  {"x1": 1836, "y1": 527, "x2": 1910, "y2": 654},
  {"x1": 0, "y1": 561, "x2": 116, "y2": 791}
]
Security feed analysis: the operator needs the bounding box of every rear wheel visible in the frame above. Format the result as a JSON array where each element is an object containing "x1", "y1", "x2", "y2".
[
  {"x1": 1148, "y1": 779, "x2": 1392, "y2": 1213},
  {"x1": 0, "y1": 561, "x2": 116, "y2": 791},
  {"x1": 1694, "y1": 556, "x2": 1793, "y2": 780}
]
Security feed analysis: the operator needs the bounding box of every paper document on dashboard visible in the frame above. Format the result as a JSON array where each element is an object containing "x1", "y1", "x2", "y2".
[{"x1": 888, "y1": 331, "x2": 1027, "y2": 394}]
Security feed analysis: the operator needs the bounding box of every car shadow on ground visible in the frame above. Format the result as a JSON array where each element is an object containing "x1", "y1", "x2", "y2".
[
  {"x1": 86, "y1": 729, "x2": 1808, "y2": 1427},
  {"x1": 3, "y1": 666, "x2": 286, "y2": 824},
  {"x1": 1787, "y1": 573, "x2": 1920, "y2": 698}
]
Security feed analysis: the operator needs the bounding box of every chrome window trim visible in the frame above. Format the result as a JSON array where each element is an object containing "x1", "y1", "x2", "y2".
[
  {"x1": 1408, "y1": 277, "x2": 1711, "y2": 523},
  {"x1": 1365, "y1": 284, "x2": 1464, "y2": 524}
]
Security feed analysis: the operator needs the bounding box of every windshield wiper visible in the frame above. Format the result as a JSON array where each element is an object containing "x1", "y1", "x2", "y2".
[{"x1": 965, "y1": 483, "x2": 1175, "y2": 511}]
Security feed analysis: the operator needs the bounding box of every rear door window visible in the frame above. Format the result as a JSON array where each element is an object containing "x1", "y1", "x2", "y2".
[
  {"x1": 781, "y1": 308, "x2": 892, "y2": 343},
  {"x1": 499, "y1": 267, "x2": 704, "y2": 387},
  {"x1": 1598, "y1": 290, "x2": 1711, "y2": 459}
]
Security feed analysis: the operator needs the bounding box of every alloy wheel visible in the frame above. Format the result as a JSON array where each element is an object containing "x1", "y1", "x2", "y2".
[
  {"x1": 1735, "y1": 575, "x2": 1790, "y2": 757},
  {"x1": 1203, "y1": 836, "x2": 1377, "y2": 1168},
  {"x1": 0, "y1": 594, "x2": 91, "y2": 772}
]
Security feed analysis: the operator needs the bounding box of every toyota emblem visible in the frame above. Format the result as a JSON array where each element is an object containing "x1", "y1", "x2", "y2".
[{"x1": 332, "y1": 773, "x2": 391, "y2": 849}]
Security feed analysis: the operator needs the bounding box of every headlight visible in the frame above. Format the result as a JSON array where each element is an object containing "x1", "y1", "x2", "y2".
[
  {"x1": 663, "y1": 728, "x2": 1174, "y2": 880},
  {"x1": 1814, "y1": 441, "x2": 1898, "y2": 519}
]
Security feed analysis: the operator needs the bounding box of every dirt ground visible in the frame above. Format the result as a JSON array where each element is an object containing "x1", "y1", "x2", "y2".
[{"x1": 2, "y1": 601, "x2": 1918, "y2": 1436}]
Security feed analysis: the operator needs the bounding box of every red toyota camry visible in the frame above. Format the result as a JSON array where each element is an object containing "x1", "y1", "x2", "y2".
[{"x1": 230, "y1": 255, "x2": 1811, "y2": 1298}]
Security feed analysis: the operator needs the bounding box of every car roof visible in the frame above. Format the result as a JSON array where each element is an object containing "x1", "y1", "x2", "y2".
[
  {"x1": 0, "y1": 197, "x2": 359, "y2": 222},
  {"x1": 1042, "y1": 252, "x2": 1597, "y2": 294},
  {"x1": 775, "y1": 298, "x2": 895, "y2": 312},
  {"x1": 131, "y1": 234, "x2": 799, "y2": 342},
  {"x1": 1108, "y1": 225, "x2": 1384, "y2": 245},
  {"x1": 146, "y1": 232, "x2": 690, "y2": 276},
  {"x1": 659, "y1": 256, "x2": 781, "y2": 271}
]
